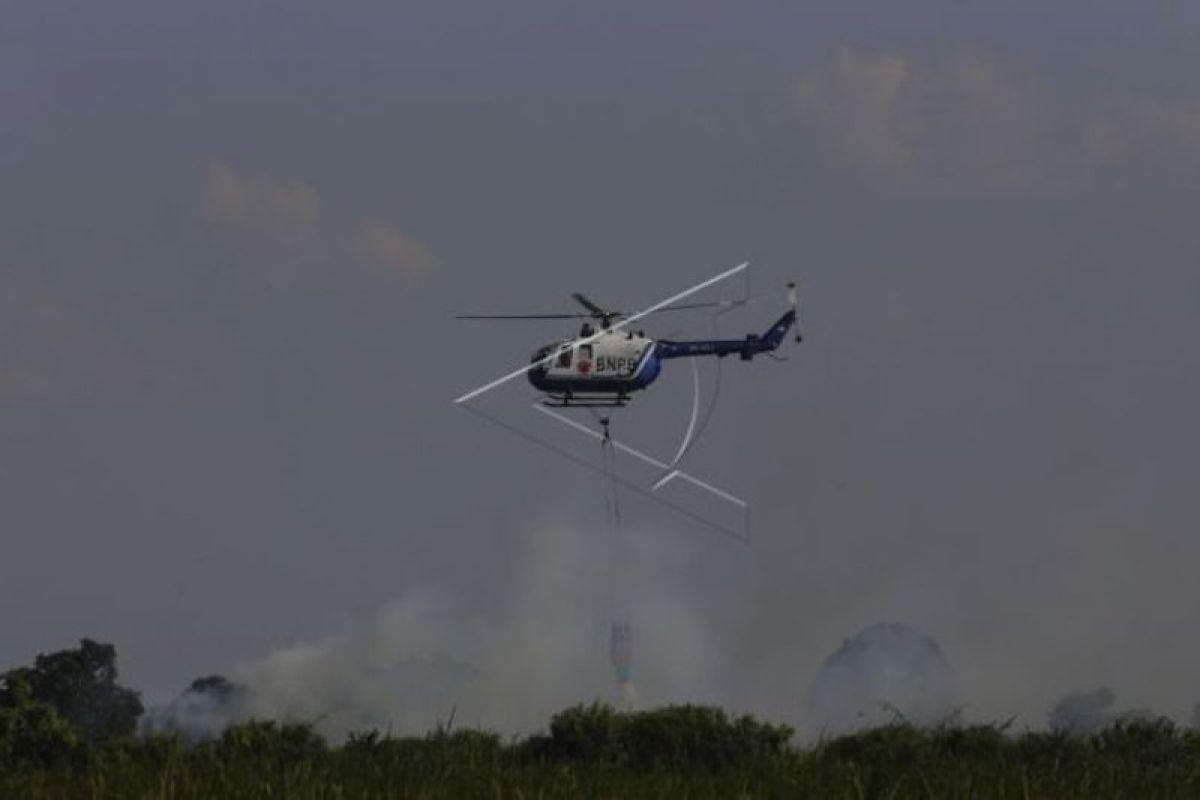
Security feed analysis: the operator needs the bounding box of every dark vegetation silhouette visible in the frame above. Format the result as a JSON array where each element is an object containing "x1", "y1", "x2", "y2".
[
  {"x1": 0, "y1": 639, "x2": 141, "y2": 743},
  {"x1": 4, "y1": 640, "x2": 1200, "y2": 797},
  {"x1": 141, "y1": 673, "x2": 250, "y2": 740}
]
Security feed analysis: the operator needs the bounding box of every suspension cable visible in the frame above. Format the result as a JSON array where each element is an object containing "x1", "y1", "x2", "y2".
[{"x1": 595, "y1": 413, "x2": 622, "y2": 533}]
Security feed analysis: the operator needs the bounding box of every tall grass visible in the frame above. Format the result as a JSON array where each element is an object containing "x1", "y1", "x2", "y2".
[{"x1": 4, "y1": 704, "x2": 1200, "y2": 798}]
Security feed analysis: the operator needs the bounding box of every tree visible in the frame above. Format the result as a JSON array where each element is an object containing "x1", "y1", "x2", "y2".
[
  {"x1": 142, "y1": 674, "x2": 249, "y2": 740},
  {"x1": 0, "y1": 639, "x2": 142, "y2": 742},
  {"x1": 0, "y1": 673, "x2": 81, "y2": 766},
  {"x1": 186, "y1": 675, "x2": 245, "y2": 705}
]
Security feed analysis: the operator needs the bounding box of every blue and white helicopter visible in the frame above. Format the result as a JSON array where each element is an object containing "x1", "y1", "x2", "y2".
[
  {"x1": 455, "y1": 263, "x2": 799, "y2": 407},
  {"x1": 454, "y1": 263, "x2": 800, "y2": 540}
]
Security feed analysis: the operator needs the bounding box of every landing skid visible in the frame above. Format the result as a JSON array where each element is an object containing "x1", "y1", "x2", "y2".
[{"x1": 542, "y1": 393, "x2": 629, "y2": 408}]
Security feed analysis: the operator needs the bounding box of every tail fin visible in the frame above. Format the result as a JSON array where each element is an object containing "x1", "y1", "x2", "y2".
[{"x1": 761, "y1": 308, "x2": 796, "y2": 349}]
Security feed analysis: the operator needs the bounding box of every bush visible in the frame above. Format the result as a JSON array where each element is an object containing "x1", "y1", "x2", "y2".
[
  {"x1": 200, "y1": 720, "x2": 326, "y2": 763},
  {"x1": 522, "y1": 703, "x2": 794, "y2": 771}
]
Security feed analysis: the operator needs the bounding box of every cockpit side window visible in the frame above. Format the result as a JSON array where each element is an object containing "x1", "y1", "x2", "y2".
[{"x1": 556, "y1": 346, "x2": 572, "y2": 368}]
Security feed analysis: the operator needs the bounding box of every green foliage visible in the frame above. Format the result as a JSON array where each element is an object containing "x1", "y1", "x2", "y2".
[
  {"x1": 3, "y1": 704, "x2": 1200, "y2": 798},
  {"x1": 0, "y1": 639, "x2": 142, "y2": 742},
  {"x1": 528, "y1": 702, "x2": 626, "y2": 763},
  {"x1": 202, "y1": 720, "x2": 327, "y2": 763},
  {"x1": 0, "y1": 675, "x2": 82, "y2": 769},
  {"x1": 523, "y1": 702, "x2": 793, "y2": 770}
]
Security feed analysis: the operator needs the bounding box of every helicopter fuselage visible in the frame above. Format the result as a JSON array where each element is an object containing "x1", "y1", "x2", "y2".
[
  {"x1": 526, "y1": 307, "x2": 797, "y2": 399},
  {"x1": 528, "y1": 330, "x2": 660, "y2": 396}
]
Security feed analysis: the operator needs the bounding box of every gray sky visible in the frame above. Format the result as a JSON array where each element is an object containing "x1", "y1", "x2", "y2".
[{"x1": 3, "y1": 1, "x2": 1200, "y2": 731}]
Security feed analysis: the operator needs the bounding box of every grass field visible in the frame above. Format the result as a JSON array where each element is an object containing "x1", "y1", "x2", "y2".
[{"x1": 4, "y1": 703, "x2": 1200, "y2": 798}]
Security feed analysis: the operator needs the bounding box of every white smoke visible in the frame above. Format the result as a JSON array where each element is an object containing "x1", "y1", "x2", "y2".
[
  {"x1": 803, "y1": 622, "x2": 958, "y2": 735},
  {"x1": 235, "y1": 594, "x2": 476, "y2": 738},
  {"x1": 146, "y1": 520, "x2": 722, "y2": 740}
]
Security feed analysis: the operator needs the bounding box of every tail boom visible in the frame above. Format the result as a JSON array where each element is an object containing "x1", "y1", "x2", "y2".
[{"x1": 657, "y1": 308, "x2": 796, "y2": 361}]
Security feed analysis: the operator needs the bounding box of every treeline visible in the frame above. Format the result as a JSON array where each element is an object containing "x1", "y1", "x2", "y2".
[
  {"x1": 7, "y1": 703, "x2": 1200, "y2": 797},
  {"x1": 6, "y1": 640, "x2": 1200, "y2": 797}
]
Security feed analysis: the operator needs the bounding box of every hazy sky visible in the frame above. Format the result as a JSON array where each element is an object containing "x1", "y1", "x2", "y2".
[{"x1": 3, "y1": 1, "x2": 1199, "y2": 731}]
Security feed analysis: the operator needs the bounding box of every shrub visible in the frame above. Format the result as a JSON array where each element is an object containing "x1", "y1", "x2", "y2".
[
  {"x1": 522, "y1": 703, "x2": 793, "y2": 771},
  {"x1": 200, "y1": 720, "x2": 326, "y2": 764}
]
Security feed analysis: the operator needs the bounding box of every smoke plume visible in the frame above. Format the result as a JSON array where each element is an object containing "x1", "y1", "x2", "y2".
[{"x1": 145, "y1": 521, "x2": 721, "y2": 740}]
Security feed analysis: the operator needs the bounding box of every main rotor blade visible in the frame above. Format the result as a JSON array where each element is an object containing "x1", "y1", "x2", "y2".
[
  {"x1": 571, "y1": 292, "x2": 608, "y2": 316},
  {"x1": 455, "y1": 313, "x2": 590, "y2": 320},
  {"x1": 643, "y1": 299, "x2": 748, "y2": 313},
  {"x1": 456, "y1": 299, "x2": 746, "y2": 322},
  {"x1": 590, "y1": 299, "x2": 748, "y2": 318},
  {"x1": 453, "y1": 261, "x2": 749, "y2": 404}
]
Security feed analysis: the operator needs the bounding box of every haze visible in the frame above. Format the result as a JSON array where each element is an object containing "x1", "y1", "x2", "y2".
[{"x1": 3, "y1": 1, "x2": 1199, "y2": 732}]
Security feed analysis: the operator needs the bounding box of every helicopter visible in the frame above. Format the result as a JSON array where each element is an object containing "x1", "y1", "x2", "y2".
[
  {"x1": 455, "y1": 263, "x2": 800, "y2": 407},
  {"x1": 453, "y1": 263, "x2": 798, "y2": 541}
]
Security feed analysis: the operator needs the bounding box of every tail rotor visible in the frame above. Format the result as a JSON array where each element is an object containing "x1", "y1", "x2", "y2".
[{"x1": 787, "y1": 281, "x2": 802, "y2": 343}]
